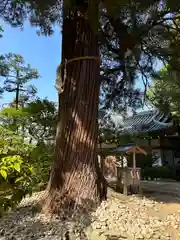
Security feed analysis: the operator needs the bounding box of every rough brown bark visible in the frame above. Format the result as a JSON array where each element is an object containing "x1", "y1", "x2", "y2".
[{"x1": 42, "y1": 9, "x2": 106, "y2": 216}]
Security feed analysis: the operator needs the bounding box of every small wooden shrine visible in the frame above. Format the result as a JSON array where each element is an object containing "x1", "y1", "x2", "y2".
[{"x1": 112, "y1": 144, "x2": 147, "y2": 195}]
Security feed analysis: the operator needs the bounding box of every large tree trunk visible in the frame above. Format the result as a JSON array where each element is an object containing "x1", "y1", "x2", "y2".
[{"x1": 42, "y1": 9, "x2": 107, "y2": 216}]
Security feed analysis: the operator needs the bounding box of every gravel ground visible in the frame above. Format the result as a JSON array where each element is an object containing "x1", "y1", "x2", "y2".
[{"x1": 0, "y1": 190, "x2": 180, "y2": 240}]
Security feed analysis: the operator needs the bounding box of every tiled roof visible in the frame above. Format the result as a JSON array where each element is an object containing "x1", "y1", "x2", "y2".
[
  {"x1": 99, "y1": 109, "x2": 174, "y2": 134},
  {"x1": 120, "y1": 110, "x2": 173, "y2": 134}
]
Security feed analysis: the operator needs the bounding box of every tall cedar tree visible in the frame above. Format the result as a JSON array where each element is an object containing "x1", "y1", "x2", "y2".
[{"x1": 1, "y1": 0, "x2": 180, "y2": 215}]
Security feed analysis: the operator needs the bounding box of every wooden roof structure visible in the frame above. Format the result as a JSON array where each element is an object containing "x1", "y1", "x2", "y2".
[
  {"x1": 112, "y1": 144, "x2": 147, "y2": 155},
  {"x1": 99, "y1": 109, "x2": 174, "y2": 135},
  {"x1": 121, "y1": 110, "x2": 173, "y2": 134}
]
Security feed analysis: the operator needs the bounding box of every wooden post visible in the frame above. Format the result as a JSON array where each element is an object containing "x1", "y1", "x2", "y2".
[
  {"x1": 98, "y1": 155, "x2": 104, "y2": 175},
  {"x1": 138, "y1": 168, "x2": 142, "y2": 194},
  {"x1": 116, "y1": 167, "x2": 121, "y2": 192},
  {"x1": 123, "y1": 167, "x2": 128, "y2": 195},
  {"x1": 133, "y1": 147, "x2": 136, "y2": 169},
  {"x1": 132, "y1": 147, "x2": 136, "y2": 192},
  {"x1": 120, "y1": 153, "x2": 123, "y2": 168}
]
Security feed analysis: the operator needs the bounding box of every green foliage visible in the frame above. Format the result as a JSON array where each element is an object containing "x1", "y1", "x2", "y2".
[
  {"x1": 0, "y1": 97, "x2": 56, "y2": 216},
  {"x1": 0, "y1": 107, "x2": 29, "y2": 132},
  {"x1": 148, "y1": 66, "x2": 180, "y2": 118},
  {"x1": 24, "y1": 98, "x2": 57, "y2": 143},
  {"x1": 0, "y1": 55, "x2": 9, "y2": 79},
  {"x1": 0, "y1": 29, "x2": 55, "y2": 215},
  {"x1": 141, "y1": 166, "x2": 178, "y2": 180},
  {"x1": 0, "y1": 25, "x2": 3, "y2": 38},
  {"x1": 0, "y1": 97, "x2": 57, "y2": 141},
  {"x1": 0, "y1": 27, "x2": 8, "y2": 96},
  {"x1": 31, "y1": 142, "x2": 53, "y2": 185},
  {"x1": 99, "y1": 2, "x2": 180, "y2": 110},
  {"x1": 0, "y1": 127, "x2": 35, "y2": 216},
  {"x1": 0, "y1": 124, "x2": 54, "y2": 216},
  {"x1": 1, "y1": 53, "x2": 39, "y2": 108},
  {"x1": 2, "y1": 1, "x2": 180, "y2": 112}
]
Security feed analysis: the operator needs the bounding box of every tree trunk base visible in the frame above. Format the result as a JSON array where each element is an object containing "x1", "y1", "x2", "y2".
[
  {"x1": 41, "y1": 189, "x2": 99, "y2": 218},
  {"x1": 41, "y1": 166, "x2": 107, "y2": 217}
]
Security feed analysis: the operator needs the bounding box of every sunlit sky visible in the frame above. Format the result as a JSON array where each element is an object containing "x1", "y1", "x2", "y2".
[
  {"x1": 0, "y1": 21, "x2": 62, "y2": 106},
  {"x1": 0, "y1": 21, "x2": 160, "y2": 111}
]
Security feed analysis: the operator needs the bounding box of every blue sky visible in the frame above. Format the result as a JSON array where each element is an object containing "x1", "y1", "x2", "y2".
[
  {"x1": 0, "y1": 21, "x2": 161, "y2": 111},
  {"x1": 0, "y1": 21, "x2": 62, "y2": 105}
]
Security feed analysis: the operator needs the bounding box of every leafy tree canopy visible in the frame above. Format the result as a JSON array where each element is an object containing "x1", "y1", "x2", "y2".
[
  {"x1": 24, "y1": 98, "x2": 58, "y2": 143},
  {"x1": 148, "y1": 66, "x2": 180, "y2": 118},
  {"x1": 2, "y1": 53, "x2": 39, "y2": 93},
  {"x1": 0, "y1": 97, "x2": 56, "y2": 215},
  {"x1": 0, "y1": 53, "x2": 39, "y2": 110},
  {"x1": 1, "y1": 1, "x2": 180, "y2": 111}
]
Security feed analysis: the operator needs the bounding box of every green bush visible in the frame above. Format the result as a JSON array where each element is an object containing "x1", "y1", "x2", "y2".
[
  {"x1": 0, "y1": 127, "x2": 36, "y2": 216},
  {"x1": 30, "y1": 142, "x2": 52, "y2": 187},
  {"x1": 0, "y1": 125, "x2": 54, "y2": 217},
  {"x1": 0, "y1": 132, "x2": 54, "y2": 216},
  {"x1": 142, "y1": 166, "x2": 176, "y2": 180},
  {"x1": 172, "y1": 166, "x2": 180, "y2": 181}
]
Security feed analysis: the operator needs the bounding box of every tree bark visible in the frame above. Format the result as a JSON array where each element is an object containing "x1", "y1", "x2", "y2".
[{"x1": 42, "y1": 9, "x2": 107, "y2": 216}]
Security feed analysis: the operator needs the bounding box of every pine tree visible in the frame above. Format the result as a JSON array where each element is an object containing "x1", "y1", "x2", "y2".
[
  {"x1": 2, "y1": 54, "x2": 39, "y2": 109},
  {"x1": 0, "y1": 26, "x2": 7, "y2": 97},
  {"x1": 1, "y1": 0, "x2": 180, "y2": 215}
]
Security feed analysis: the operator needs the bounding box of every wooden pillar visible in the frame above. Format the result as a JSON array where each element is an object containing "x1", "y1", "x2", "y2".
[
  {"x1": 133, "y1": 147, "x2": 136, "y2": 169},
  {"x1": 123, "y1": 167, "x2": 128, "y2": 195},
  {"x1": 116, "y1": 167, "x2": 121, "y2": 192},
  {"x1": 132, "y1": 147, "x2": 137, "y2": 193},
  {"x1": 138, "y1": 168, "x2": 142, "y2": 194}
]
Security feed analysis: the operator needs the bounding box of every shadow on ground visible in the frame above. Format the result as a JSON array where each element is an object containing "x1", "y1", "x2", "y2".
[
  {"x1": 1, "y1": 187, "x2": 180, "y2": 240},
  {"x1": 140, "y1": 189, "x2": 180, "y2": 204},
  {"x1": 0, "y1": 198, "x2": 98, "y2": 240},
  {"x1": 108, "y1": 180, "x2": 180, "y2": 204},
  {"x1": 141, "y1": 180, "x2": 180, "y2": 204}
]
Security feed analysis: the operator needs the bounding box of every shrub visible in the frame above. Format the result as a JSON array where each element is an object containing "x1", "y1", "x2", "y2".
[
  {"x1": 141, "y1": 166, "x2": 176, "y2": 180},
  {"x1": 30, "y1": 142, "x2": 53, "y2": 187},
  {"x1": 0, "y1": 124, "x2": 54, "y2": 216},
  {"x1": 0, "y1": 127, "x2": 35, "y2": 216}
]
